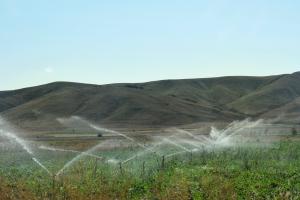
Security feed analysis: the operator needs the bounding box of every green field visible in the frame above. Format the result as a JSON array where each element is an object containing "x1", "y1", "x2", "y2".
[{"x1": 1, "y1": 137, "x2": 300, "y2": 200}]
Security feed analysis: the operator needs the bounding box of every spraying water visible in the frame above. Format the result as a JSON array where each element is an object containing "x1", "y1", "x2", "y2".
[
  {"x1": 0, "y1": 129, "x2": 34, "y2": 155},
  {"x1": 32, "y1": 158, "x2": 52, "y2": 175},
  {"x1": 56, "y1": 152, "x2": 85, "y2": 177},
  {"x1": 169, "y1": 119, "x2": 264, "y2": 149},
  {"x1": 107, "y1": 159, "x2": 120, "y2": 164},
  {"x1": 165, "y1": 150, "x2": 187, "y2": 158},
  {"x1": 58, "y1": 116, "x2": 142, "y2": 145},
  {"x1": 122, "y1": 141, "x2": 165, "y2": 164},
  {"x1": 208, "y1": 118, "x2": 264, "y2": 146},
  {"x1": 89, "y1": 124, "x2": 147, "y2": 148},
  {"x1": 39, "y1": 145, "x2": 103, "y2": 160},
  {"x1": 163, "y1": 138, "x2": 191, "y2": 152},
  {"x1": 170, "y1": 128, "x2": 209, "y2": 145},
  {"x1": 55, "y1": 140, "x2": 113, "y2": 177},
  {"x1": 55, "y1": 117, "x2": 266, "y2": 174},
  {"x1": 180, "y1": 139, "x2": 201, "y2": 149},
  {"x1": 58, "y1": 116, "x2": 162, "y2": 156},
  {"x1": 162, "y1": 119, "x2": 266, "y2": 158},
  {"x1": 0, "y1": 118, "x2": 51, "y2": 175}
]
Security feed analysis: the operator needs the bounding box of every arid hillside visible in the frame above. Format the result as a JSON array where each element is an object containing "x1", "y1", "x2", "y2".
[{"x1": 1, "y1": 72, "x2": 300, "y2": 131}]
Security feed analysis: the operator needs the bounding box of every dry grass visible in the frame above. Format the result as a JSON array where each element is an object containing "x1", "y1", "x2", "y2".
[{"x1": 0, "y1": 179, "x2": 36, "y2": 200}]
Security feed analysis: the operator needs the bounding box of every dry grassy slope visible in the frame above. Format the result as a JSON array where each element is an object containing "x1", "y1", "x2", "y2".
[
  {"x1": 0, "y1": 72, "x2": 299, "y2": 131},
  {"x1": 228, "y1": 72, "x2": 300, "y2": 115},
  {"x1": 262, "y1": 97, "x2": 300, "y2": 123}
]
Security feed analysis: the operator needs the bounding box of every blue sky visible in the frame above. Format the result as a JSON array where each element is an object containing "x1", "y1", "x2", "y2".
[{"x1": 0, "y1": 0, "x2": 299, "y2": 90}]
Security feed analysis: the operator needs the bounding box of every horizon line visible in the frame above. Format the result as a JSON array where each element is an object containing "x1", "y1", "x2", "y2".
[{"x1": 2, "y1": 71, "x2": 299, "y2": 92}]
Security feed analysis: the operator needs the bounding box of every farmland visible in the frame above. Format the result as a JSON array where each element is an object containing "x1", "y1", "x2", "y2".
[{"x1": 1, "y1": 133, "x2": 300, "y2": 200}]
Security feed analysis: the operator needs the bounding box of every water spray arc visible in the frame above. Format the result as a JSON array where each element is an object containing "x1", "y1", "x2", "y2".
[
  {"x1": 169, "y1": 119, "x2": 265, "y2": 149},
  {"x1": 0, "y1": 129, "x2": 52, "y2": 176},
  {"x1": 39, "y1": 145, "x2": 103, "y2": 160},
  {"x1": 55, "y1": 140, "x2": 109, "y2": 178},
  {"x1": 162, "y1": 138, "x2": 191, "y2": 152},
  {"x1": 165, "y1": 150, "x2": 187, "y2": 158},
  {"x1": 59, "y1": 116, "x2": 189, "y2": 168},
  {"x1": 55, "y1": 117, "x2": 266, "y2": 178},
  {"x1": 169, "y1": 128, "x2": 210, "y2": 145},
  {"x1": 67, "y1": 116, "x2": 164, "y2": 156},
  {"x1": 209, "y1": 119, "x2": 264, "y2": 146},
  {"x1": 89, "y1": 124, "x2": 156, "y2": 151},
  {"x1": 121, "y1": 141, "x2": 165, "y2": 164}
]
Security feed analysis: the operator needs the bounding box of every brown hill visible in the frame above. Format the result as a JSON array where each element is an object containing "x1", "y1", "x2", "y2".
[{"x1": 0, "y1": 72, "x2": 299, "y2": 131}]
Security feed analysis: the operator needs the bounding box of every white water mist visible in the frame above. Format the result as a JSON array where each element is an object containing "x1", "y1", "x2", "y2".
[{"x1": 0, "y1": 117, "x2": 52, "y2": 175}]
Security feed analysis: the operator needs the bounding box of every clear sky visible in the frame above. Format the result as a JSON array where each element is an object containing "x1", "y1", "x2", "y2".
[{"x1": 0, "y1": 0, "x2": 299, "y2": 90}]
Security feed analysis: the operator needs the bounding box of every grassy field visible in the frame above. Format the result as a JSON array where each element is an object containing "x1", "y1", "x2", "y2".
[{"x1": 1, "y1": 137, "x2": 300, "y2": 200}]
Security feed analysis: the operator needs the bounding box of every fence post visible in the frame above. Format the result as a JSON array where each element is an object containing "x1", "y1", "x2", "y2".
[
  {"x1": 161, "y1": 156, "x2": 165, "y2": 170},
  {"x1": 119, "y1": 162, "x2": 123, "y2": 175}
]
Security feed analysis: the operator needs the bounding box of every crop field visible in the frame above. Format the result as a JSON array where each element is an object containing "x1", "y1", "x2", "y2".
[
  {"x1": 1, "y1": 135, "x2": 300, "y2": 200},
  {"x1": 1, "y1": 117, "x2": 300, "y2": 200}
]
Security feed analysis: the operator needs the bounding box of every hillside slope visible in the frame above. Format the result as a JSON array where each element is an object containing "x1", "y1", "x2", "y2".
[{"x1": 0, "y1": 72, "x2": 299, "y2": 131}]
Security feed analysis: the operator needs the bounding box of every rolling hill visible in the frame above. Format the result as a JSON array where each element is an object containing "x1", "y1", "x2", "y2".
[{"x1": 0, "y1": 72, "x2": 300, "y2": 132}]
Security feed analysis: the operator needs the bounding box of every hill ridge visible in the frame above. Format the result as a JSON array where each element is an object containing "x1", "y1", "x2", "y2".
[{"x1": 1, "y1": 72, "x2": 300, "y2": 131}]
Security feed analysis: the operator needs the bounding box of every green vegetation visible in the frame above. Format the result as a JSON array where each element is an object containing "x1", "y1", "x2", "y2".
[{"x1": 1, "y1": 141, "x2": 300, "y2": 199}]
